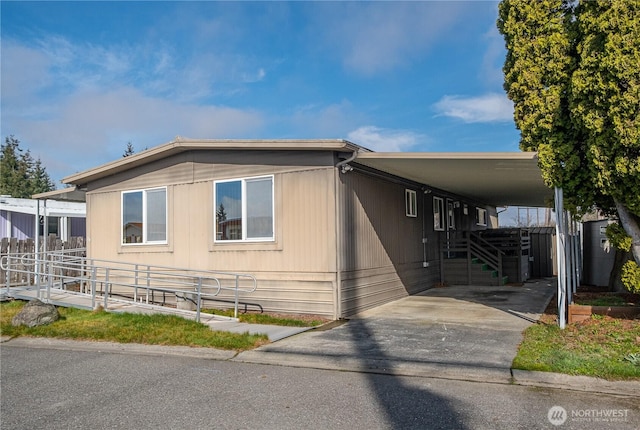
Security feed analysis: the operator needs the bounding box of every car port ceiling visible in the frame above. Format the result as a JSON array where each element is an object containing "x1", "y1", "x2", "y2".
[{"x1": 354, "y1": 152, "x2": 553, "y2": 208}]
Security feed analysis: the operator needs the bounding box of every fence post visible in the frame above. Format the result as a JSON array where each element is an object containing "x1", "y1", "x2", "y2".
[
  {"x1": 134, "y1": 264, "x2": 139, "y2": 303},
  {"x1": 146, "y1": 266, "x2": 151, "y2": 304},
  {"x1": 103, "y1": 268, "x2": 110, "y2": 309},
  {"x1": 47, "y1": 257, "x2": 53, "y2": 302},
  {"x1": 90, "y1": 266, "x2": 97, "y2": 309},
  {"x1": 3, "y1": 255, "x2": 10, "y2": 297},
  {"x1": 234, "y1": 276, "x2": 240, "y2": 319},
  {"x1": 80, "y1": 257, "x2": 86, "y2": 294},
  {"x1": 196, "y1": 277, "x2": 202, "y2": 323}
]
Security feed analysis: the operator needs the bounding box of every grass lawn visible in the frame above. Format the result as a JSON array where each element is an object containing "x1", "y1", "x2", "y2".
[
  {"x1": 1, "y1": 300, "x2": 270, "y2": 351},
  {"x1": 513, "y1": 292, "x2": 640, "y2": 380},
  {"x1": 202, "y1": 308, "x2": 329, "y2": 327}
]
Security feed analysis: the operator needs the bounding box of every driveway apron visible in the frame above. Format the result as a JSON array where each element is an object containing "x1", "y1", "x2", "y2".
[{"x1": 235, "y1": 279, "x2": 556, "y2": 383}]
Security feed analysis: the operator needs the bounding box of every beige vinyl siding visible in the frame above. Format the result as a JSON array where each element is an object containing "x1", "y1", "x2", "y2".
[
  {"x1": 84, "y1": 150, "x2": 339, "y2": 317},
  {"x1": 337, "y1": 170, "x2": 437, "y2": 317}
]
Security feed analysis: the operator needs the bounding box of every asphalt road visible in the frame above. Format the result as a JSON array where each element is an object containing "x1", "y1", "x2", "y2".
[{"x1": 1, "y1": 344, "x2": 638, "y2": 430}]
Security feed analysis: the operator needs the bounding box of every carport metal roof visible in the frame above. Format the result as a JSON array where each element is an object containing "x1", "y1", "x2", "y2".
[{"x1": 354, "y1": 152, "x2": 553, "y2": 208}]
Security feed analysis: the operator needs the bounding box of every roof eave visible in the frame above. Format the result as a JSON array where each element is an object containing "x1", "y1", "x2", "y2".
[{"x1": 63, "y1": 138, "x2": 364, "y2": 186}]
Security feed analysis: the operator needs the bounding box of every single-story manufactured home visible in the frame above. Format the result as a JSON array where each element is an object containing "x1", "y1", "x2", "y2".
[
  {"x1": 62, "y1": 138, "x2": 553, "y2": 319},
  {"x1": 0, "y1": 195, "x2": 86, "y2": 242}
]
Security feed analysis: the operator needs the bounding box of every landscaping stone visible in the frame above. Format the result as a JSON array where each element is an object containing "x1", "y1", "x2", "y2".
[{"x1": 11, "y1": 299, "x2": 59, "y2": 327}]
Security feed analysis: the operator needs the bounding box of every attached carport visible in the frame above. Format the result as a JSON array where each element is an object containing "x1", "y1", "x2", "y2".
[
  {"x1": 239, "y1": 153, "x2": 568, "y2": 380},
  {"x1": 354, "y1": 151, "x2": 551, "y2": 207},
  {"x1": 352, "y1": 151, "x2": 576, "y2": 328}
]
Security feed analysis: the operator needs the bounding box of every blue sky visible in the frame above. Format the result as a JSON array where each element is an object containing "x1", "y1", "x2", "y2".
[{"x1": 1, "y1": 1, "x2": 520, "y2": 187}]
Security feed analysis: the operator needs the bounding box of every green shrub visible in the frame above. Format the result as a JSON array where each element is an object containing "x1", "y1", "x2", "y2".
[{"x1": 621, "y1": 261, "x2": 640, "y2": 294}]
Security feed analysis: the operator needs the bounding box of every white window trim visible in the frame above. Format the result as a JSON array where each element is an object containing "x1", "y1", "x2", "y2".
[
  {"x1": 433, "y1": 196, "x2": 444, "y2": 231},
  {"x1": 214, "y1": 175, "x2": 275, "y2": 243},
  {"x1": 405, "y1": 189, "x2": 417, "y2": 218},
  {"x1": 476, "y1": 207, "x2": 487, "y2": 226},
  {"x1": 121, "y1": 187, "x2": 168, "y2": 245}
]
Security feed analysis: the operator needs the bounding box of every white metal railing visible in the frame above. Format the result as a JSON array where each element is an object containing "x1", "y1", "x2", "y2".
[{"x1": 0, "y1": 248, "x2": 257, "y2": 320}]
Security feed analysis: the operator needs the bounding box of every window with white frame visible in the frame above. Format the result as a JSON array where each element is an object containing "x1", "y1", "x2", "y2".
[
  {"x1": 122, "y1": 187, "x2": 167, "y2": 244},
  {"x1": 405, "y1": 189, "x2": 417, "y2": 217},
  {"x1": 215, "y1": 175, "x2": 274, "y2": 242},
  {"x1": 476, "y1": 207, "x2": 487, "y2": 226},
  {"x1": 433, "y1": 197, "x2": 444, "y2": 231}
]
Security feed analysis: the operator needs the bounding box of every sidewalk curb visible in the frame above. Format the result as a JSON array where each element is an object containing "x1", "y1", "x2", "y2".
[
  {"x1": 3, "y1": 336, "x2": 638, "y2": 397},
  {"x1": 511, "y1": 369, "x2": 640, "y2": 397},
  {"x1": 1, "y1": 336, "x2": 237, "y2": 361},
  {"x1": 234, "y1": 349, "x2": 514, "y2": 384}
]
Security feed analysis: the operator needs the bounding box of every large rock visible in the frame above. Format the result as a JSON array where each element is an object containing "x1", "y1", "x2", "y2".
[{"x1": 11, "y1": 299, "x2": 59, "y2": 327}]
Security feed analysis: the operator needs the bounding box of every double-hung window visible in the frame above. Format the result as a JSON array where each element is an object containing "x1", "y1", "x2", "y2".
[
  {"x1": 215, "y1": 175, "x2": 274, "y2": 242},
  {"x1": 122, "y1": 187, "x2": 167, "y2": 244}
]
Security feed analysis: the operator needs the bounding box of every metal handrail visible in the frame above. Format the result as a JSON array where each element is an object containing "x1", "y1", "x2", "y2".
[
  {"x1": 2, "y1": 249, "x2": 257, "y2": 320},
  {"x1": 440, "y1": 234, "x2": 504, "y2": 286}
]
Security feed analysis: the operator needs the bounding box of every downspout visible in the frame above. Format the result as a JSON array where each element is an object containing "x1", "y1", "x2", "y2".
[
  {"x1": 336, "y1": 149, "x2": 358, "y2": 174},
  {"x1": 334, "y1": 149, "x2": 358, "y2": 319}
]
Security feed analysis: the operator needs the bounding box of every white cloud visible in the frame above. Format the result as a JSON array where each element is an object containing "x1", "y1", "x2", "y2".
[
  {"x1": 311, "y1": 2, "x2": 466, "y2": 75},
  {"x1": 0, "y1": 34, "x2": 271, "y2": 184},
  {"x1": 347, "y1": 126, "x2": 422, "y2": 152},
  {"x1": 5, "y1": 87, "x2": 264, "y2": 183},
  {"x1": 0, "y1": 40, "x2": 52, "y2": 105},
  {"x1": 481, "y1": 25, "x2": 507, "y2": 87},
  {"x1": 432, "y1": 93, "x2": 513, "y2": 123},
  {"x1": 284, "y1": 100, "x2": 366, "y2": 138}
]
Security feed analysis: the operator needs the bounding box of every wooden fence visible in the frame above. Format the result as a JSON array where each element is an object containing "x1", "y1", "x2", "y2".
[{"x1": 0, "y1": 236, "x2": 85, "y2": 286}]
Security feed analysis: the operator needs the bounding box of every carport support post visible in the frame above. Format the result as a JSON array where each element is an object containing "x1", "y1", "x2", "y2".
[
  {"x1": 554, "y1": 187, "x2": 567, "y2": 329},
  {"x1": 565, "y1": 210, "x2": 573, "y2": 308}
]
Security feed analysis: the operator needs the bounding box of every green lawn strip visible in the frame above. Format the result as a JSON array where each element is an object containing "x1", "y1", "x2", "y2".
[
  {"x1": 513, "y1": 316, "x2": 640, "y2": 380},
  {"x1": 1, "y1": 301, "x2": 267, "y2": 351},
  {"x1": 573, "y1": 296, "x2": 627, "y2": 306},
  {"x1": 201, "y1": 308, "x2": 327, "y2": 327}
]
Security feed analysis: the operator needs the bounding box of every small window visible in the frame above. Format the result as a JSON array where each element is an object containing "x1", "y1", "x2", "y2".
[
  {"x1": 476, "y1": 207, "x2": 487, "y2": 226},
  {"x1": 122, "y1": 187, "x2": 167, "y2": 244},
  {"x1": 215, "y1": 175, "x2": 274, "y2": 242},
  {"x1": 433, "y1": 197, "x2": 444, "y2": 231},
  {"x1": 405, "y1": 189, "x2": 417, "y2": 217}
]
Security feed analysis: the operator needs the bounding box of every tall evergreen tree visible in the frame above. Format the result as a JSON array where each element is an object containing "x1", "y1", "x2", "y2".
[
  {"x1": 0, "y1": 135, "x2": 55, "y2": 198},
  {"x1": 498, "y1": 0, "x2": 640, "y2": 291},
  {"x1": 30, "y1": 158, "x2": 56, "y2": 195},
  {"x1": 123, "y1": 141, "x2": 135, "y2": 157}
]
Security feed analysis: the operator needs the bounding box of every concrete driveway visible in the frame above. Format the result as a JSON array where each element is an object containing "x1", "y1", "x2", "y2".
[{"x1": 236, "y1": 279, "x2": 556, "y2": 383}]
